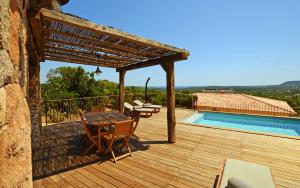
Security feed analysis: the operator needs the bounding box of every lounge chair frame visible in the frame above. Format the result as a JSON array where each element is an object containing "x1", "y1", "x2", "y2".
[
  {"x1": 133, "y1": 100, "x2": 161, "y2": 113},
  {"x1": 124, "y1": 102, "x2": 154, "y2": 117}
]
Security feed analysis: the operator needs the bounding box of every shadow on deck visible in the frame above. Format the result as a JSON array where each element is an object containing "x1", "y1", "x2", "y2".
[{"x1": 31, "y1": 122, "x2": 150, "y2": 180}]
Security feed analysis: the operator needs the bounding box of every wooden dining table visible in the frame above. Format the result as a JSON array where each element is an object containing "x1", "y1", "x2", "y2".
[{"x1": 84, "y1": 111, "x2": 130, "y2": 152}]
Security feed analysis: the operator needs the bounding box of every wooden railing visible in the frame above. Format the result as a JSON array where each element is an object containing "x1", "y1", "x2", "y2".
[{"x1": 41, "y1": 93, "x2": 299, "y2": 126}]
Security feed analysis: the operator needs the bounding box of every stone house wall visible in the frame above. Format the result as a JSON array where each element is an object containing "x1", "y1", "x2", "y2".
[{"x1": 0, "y1": 0, "x2": 33, "y2": 187}]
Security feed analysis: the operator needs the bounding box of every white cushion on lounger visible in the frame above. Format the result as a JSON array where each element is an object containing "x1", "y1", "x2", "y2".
[
  {"x1": 133, "y1": 100, "x2": 161, "y2": 109},
  {"x1": 133, "y1": 100, "x2": 144, "y2": 106},
  {"x1": 134, "y1": 108, "x2": 154, "y2": 112},
  {"x1": 125, "y1": 102, "x2": 154, "y2": 112},
  {"x1": 227, "y1": 177, "x2": 254, "y2": 188},
  {"x1": 143, "y1": 104, "x2": 161, "y2": 108},
  {"x1": 124, "y1": 102, "x2": 134, "y2": 110},
  {"x1": 220, "y1": 158, "x2": 275, "y2": 188},
  {"x1": 133, "y1": 106, "x2": 142, "y2": 109}
]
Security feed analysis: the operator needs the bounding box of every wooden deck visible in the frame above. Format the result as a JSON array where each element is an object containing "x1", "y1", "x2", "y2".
[{"x1": 33, "y1": 108, "x2": 300, "y2": 188}]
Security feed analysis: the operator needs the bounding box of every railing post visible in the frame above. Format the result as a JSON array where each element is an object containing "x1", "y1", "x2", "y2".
[
  {"x1": 69, "y1": 99, "x2": 72, "y2": 124},
  {"x1": 45, "y1": 101, "x2": 48, "y2": 126},
  {"x1": 119, "y1": 70, "x2": 126, "y2": 113},
  {"x1": 163, "y1": 61, "x2": 176, "y2": 143}
]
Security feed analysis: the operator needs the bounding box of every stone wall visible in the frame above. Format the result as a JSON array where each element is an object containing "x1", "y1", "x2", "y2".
[{"x1": 0, "y1": 0, "x2": 33, "y2": 187}]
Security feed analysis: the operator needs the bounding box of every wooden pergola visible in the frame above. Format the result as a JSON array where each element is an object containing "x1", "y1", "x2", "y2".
[{"x1": 30, "y1": 8, "x2": 190, "y2": 143}]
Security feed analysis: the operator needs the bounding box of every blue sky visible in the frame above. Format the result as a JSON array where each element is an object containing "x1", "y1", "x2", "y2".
[{"x1": 41, "y1": 0, "x2": 300, "y2": 86}]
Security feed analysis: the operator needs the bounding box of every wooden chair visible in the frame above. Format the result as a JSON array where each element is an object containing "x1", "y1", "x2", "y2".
[
  {"x1": 79, "y1": 110, "x2": 99, "y2": 155},
  {"x1": 103, "y1": 120, "x2": 134, "y2": 163},
  {"x1": 130, "y1": 111, "x2": 140, "y2": 140}
]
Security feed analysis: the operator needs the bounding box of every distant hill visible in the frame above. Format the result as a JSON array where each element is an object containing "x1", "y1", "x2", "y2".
[
  {"x1": 149, "y1": 81, "x2": 300, "y2": 90},
  {"x1": 280, "y1": 81, "x2": 300, "y2": 87}
]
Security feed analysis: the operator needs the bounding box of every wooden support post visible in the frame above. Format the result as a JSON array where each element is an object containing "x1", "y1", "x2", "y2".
[
  {"x1": 119, "y1": 70, "x2": 126, "y2": 113},
  {"x1": 162, "y1": 61, "x2": 176, "y2": 143}
]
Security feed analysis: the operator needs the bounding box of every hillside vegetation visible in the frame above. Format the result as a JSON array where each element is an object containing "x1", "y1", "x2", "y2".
[{"x1": 41, "y1": 66, "x2": 300, "y2": 115}]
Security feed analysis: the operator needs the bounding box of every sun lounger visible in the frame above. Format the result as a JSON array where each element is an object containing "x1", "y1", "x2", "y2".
[
  {"x1": 124, "y1": 102, "x2": 154, "y2": 117},
  {"x1": 217, "y1": 158, "x2": 275, "y2": 188},
  {"x1": 133, "y1": 100, "x2": 161, "y2": 113}
]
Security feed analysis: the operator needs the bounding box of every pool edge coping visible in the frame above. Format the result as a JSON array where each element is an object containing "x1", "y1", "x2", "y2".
[
  {"x1": 178, "y1": 115, "x2": 300, "y2": 141},
  {"x1": 198, "y1": 110, "x2": 300, "y2": 120}
]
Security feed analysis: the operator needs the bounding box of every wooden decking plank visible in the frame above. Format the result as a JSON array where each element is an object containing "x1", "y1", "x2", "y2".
[
  {"x1": 84, "y1": 166, "x2": 130, "y2": 188},
  {"x1": 33, "y1": 179, "x2": 43, "y2": 188},
  {"x1": 41, "y1": 178, "x2": 57, "y2": 188},
  {"x1": 131, "y1": 152, "x2": 215, "y2": 187},
  {"x1": 58, "y1": 171, "x2": 88, "y2": 188},
  {"x1": 114, "y1": 160, "x2": 168, "y2": 187},
  {"x1": 48, "y1": 174, "x2": 73, "y2": 188},
  {"x1": 91, "y1": 163, "x2": 145, "y2": 188},
  {"x1": 75, "y1": 167, "x2": 116, "y2": 188},
  {"x1": 71, "y1": 173, "x2": 100, "y2": 187},
  {"x1": 33, "y1": 108, "x2": 300, "y2": 188},
  {"x1": 120, "y1": 157, "x2": 200, "y2": 187},
  {"x1": 102, "y1": 162, "x2": 160, "y2": 188}
]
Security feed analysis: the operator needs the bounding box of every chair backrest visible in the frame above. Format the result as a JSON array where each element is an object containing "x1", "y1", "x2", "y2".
[
  {"x1": 112, "y1": 120, "x2": 134, "y2": 140},
  {"x1": 124, "y1": 102, "x2": 133, "y2": 111},
  {"x1": 80, "y1": 112, "x2": 97, "y2": 145},
  {"x1": 79, "y1": 109, "x2": 85, "y2": 116},
  {"x1": 131, "y1": 111, "x2": 140, "y2": 133},
  {"x1": 133, "y1": 100, "x2": 144, "y2": 107}
]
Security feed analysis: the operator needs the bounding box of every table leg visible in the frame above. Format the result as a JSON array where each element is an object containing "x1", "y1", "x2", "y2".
[{"x1": 98, "y1": 127, "x2": 101, "y2": 152}]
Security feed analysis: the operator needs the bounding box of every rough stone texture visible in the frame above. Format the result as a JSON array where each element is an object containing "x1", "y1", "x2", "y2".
[
  {"x1": 0, "y1": 0, "x2": 10, "y2": 49},
  {"x1": 7, "y1": 0, "x2": 30, "y2": 95},
  {"x1": 0, "y1": 49, "x2": 14, "y2": 87},
  {"x1": 8, "y1": 0, "x2": 21, "y2": 67},
  {"x1": 0, "y1": 0, "x2": 33, "y2": 187},
  {"x1": 0, "y1": 87, "x2": 6, "y2": 129},
  {"x1": 0, "y1": 84, "x2": 32, "y2": 187}
]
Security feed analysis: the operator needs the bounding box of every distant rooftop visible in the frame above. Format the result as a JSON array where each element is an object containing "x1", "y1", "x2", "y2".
[{"x1": 193, "y1": 93, "x2": 296, "y2": 116}]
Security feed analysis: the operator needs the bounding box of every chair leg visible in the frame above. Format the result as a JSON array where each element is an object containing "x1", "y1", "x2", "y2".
[
  {"x1": 133, "y1": 134, "x2": 140, "y2": 140},
  {"x1": 127, "y1": 146, "x2": 132, "y2": 157},
  {"x1": 111, "y1": 150, "x2": 117, "y2": 163},
  {"x1": 84, "y1": 144, "x2": 95, "y2": 155}
]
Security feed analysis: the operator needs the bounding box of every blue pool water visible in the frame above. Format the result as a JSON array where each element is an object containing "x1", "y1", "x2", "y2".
[{"x1": 184, "y1": 112, "x2": 300, "y2": 137}]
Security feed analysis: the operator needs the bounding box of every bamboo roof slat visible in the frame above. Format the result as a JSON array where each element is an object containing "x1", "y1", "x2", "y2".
[
  {"x1": 32, "y1": 8, "x2": 189, "y2": 70},
  {"x1": 45, "y1": 54, "x2": 123, "y2": 68},
  {"x1": 44, "y1": 44, "x2": 133, "y2": 64},
  {"x1": 45, "y1": 38, "x2": 145, "y2": 61}
]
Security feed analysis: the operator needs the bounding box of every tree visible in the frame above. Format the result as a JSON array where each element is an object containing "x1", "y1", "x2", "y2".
[{"x1": 42, "y1": 66, "x2": 118, "y2": 100}]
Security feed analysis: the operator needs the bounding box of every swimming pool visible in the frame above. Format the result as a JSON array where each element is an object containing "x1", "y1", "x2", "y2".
[{"x1": 184, "y1": 112, "x2": 300, "y2": 137}]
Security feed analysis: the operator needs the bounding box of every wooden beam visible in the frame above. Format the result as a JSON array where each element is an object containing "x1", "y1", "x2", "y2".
[
  {"x1": 39, "y1": 8, "x2": 190, "y2": 56},
  {"x1": 160, "y1": 63, "x2": 167, "y2": 72},
  {"x1": 49, "y1": 0, "x2": 61, "y2": 12},
  {"x1": 117, "y1": 53, "x2": 188, "y2": 72},
  {"x1": 29, "y1": 16, "x2": 45, "y2": 61},
  {"x1": 119, "y1": 70, "x2": 126, "y2": 113},
  {"x1": 165, "y1": 61, "x2": 176, "y2": 143}
]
